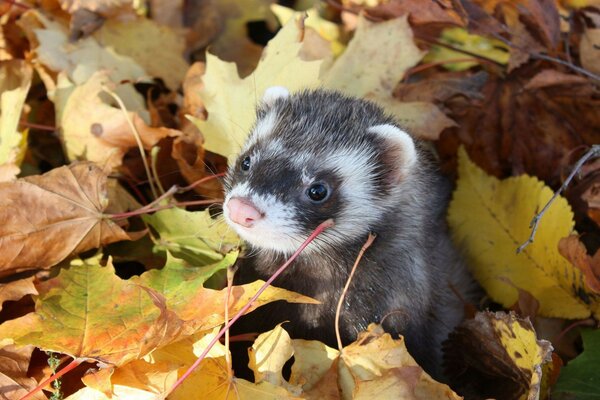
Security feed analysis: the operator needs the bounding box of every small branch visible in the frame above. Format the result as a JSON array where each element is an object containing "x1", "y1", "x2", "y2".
[
  {"x1": 335, "y1": 233, "x2": 376, "y2": 351},
  {"x1": 3, "y1": 0, "x2": 31, "y2": 10},
  {"x1": 178, "y1": 172, "x2": 226, "y2": 193},
  {"x1": 18, "y1": 121, "x2": 56, "y2": 132},
  {"x1": 164, "y1": 219, "x2": 334, "y2": 397},
  {"x1": 517, "y1": 145, "x2": 600, "y2": 253},
  {"x1": 21, "y1": 358, "x2": 83, "y2": 400}
]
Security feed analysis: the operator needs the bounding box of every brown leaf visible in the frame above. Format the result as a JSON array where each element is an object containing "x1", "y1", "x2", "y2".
[
  {"x1": 363, "y1": 0, "x2": 464, "y2": 27},
  {"x1": 0, "y1": 163, "x2": 140, "y2": 276},
  {"x1": 580, "y1": 27, "x2": 600, "y2": 76},
  {"x1": 0, "y1": 345, "x2": 46, "y2": 400},
  {"x1": 558, "y1": 235, "x2": 600, "y2": 293},
  {"x1": 435, "y1": 69, "x2": 600, "y2": 187},
  {"x1": 444, "y1": 311, "x2": 553, "y2": 400},
  {"x1": 0, "y1": 277, "x2": 37, "y2": 312}
]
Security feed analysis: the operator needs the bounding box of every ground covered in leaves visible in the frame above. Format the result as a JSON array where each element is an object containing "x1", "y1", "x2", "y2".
[{"x1": 0, "y1": 0, "x2": 599, "y2": 399}]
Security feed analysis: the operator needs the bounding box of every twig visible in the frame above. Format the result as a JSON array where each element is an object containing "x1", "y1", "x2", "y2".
[
  {"x1": 108, "y1": 198, "x2": 220, "y2": 220},
  {"x1": 21, "y1": 358, "x2": 83, "y2": 400},
  {"x1": 164, "y1": 219, "x2": 335, "y2": 397},
  {"x1": 334, "y1": 233, "x2": 376, "y2": 351},
  {"x1": 517, "y1": 145, "x2": 600, "y2": 253}
]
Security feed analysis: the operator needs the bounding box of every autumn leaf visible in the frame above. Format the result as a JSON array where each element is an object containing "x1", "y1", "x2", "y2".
[
  {"x1": 0, "y1": 277, "x2": 37, "y2": 312},
  {"x1": 338, "y1": 324, "x2": 461, "y2": 399},
  {"x1": 143, "y1": 208, "x2": 240, "y2": 265},
  {"x1": 192, "y1": 13, "x2": 324, "y2": 161},
  {"x1": 0, "y1": 258, "x2": 181, "y2": 366},
  {"x1": 0, "y1": 344, "x2": 47, "y2": 400},
  {"x1": 93, "y1": 18, "x2": 189, "y2": 90},
  {"x1": 558, "y1": 235, "x2": 600, "y2": 293},
  {"x1": 448, "y1": 147, "x2": 599, "y2": 319},
  {"x1": 444, "y1": 311, "x2": 554, "y2": 400},
  {"x1": 54, "y1": 70, "x2": 178, "y2": 170},
  {"x1": 0, "y1": 59, "x2": 31, "y2": 182},
  {"x1": 0, "y1": 163, "x2": 141, "y2": 276}
]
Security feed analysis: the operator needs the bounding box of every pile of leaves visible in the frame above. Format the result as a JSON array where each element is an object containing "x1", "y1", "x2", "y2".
[{"x1": 0, "y1": 0, "x2": 599, "y2": 399}]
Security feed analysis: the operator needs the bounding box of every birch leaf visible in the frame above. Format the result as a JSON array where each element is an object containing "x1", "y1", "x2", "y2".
[{"x1": 448, "y1": 147, "x2": 598, "y2": 319}]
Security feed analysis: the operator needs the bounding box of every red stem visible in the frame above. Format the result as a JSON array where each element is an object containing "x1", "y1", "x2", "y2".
[
  {"x1": 21, "y1": 358, "x2": 83, "y2": 400},
  {"x1": 179, "y1": 172, "x2": 226, "y2": 193},
  {"x1": 165, "y1": 218, "x2": 335, "y2": 396},
  {"x1": 108, "y1": 199, "x2": 220, "y2": 220},
  {"x1": 18, "y1": 121, "x2": 56, "y2": 131}
]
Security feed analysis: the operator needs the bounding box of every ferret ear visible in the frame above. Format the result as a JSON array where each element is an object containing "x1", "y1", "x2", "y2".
[
  {"x1": 368, "y1": 124, "x2": 417, "y2": 179},
  {"x1": 262, "y1": 86, "x2": 290, "y2": 107}
]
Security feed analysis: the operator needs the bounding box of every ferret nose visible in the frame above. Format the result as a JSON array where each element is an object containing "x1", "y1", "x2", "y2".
[{"x1": 226, "y1": 197, "x2": 263, "y2": 228}]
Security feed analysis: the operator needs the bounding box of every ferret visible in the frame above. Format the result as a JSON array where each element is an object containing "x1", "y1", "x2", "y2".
[{"x1": 222, "y1": 87, "x2": 477, "y2": 380}]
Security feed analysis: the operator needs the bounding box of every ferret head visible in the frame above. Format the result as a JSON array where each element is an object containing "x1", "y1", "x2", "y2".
[{"x1": 223, "y1": 88, "x2": 419, "y2": 255}]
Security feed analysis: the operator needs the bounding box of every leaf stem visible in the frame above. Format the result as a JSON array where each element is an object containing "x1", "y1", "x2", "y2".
[
  {"x1": 20, "y1": 358, "x2": 83, "y2": 400},
  {"x1": 164, "y1": 219, "x2": 335, "y2": 396},
  {"x1": 335, "y1": 233, "x2": 376, "y2": 351}
]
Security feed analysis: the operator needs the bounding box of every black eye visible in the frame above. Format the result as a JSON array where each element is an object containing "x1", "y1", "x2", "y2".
[
  {"x1": 241, "y1": 156, "x2": 251, "y2": 171},
  {"x1": 307, "y1": 183, "x2": 329, "y2": 202}
]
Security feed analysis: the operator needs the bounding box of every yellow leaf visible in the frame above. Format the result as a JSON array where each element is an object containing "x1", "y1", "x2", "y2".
[
  {"x1": 324, "y1": 15, "x2": 424, "y2": 98},
  {"x1": 249, "y1": 325, "x2": 301, "y2": 394},
  {"x1": 194, "y1": 15, "x2": 324, "y2": 161},
  {"x1": 54, "y1": 71, "x2": 177, "y2": 170},
  {"x1": 93, "y1": 18, "x2": 188, "y2": 90},
  {"x1": 424, "y1": 27, "x2": 509, "y2": 71},
  {"x1": 0, "y1": 60, "x2": 31, "y2": 181},
  {"x1": 272, "y1": 4, "x2": 345, "y2": 56},
  {"x1": 448, "y1": 147, "x2": 597, "y2": 318},
  {"x1": 339, "y1": 324, "x2": 461, "y2": 399}
]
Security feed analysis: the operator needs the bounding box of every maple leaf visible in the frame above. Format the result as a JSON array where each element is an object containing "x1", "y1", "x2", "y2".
[
  {"x1": 0, "y1": 162, "x2": 141, "y2": 276},
  {"x1": 143, "y1": 208, "x2": 240, "y2": 265},
  {"x1": 0, "y1": 59, "x2": 31, "y2": 182},
  {"x1": 192, "y1": 14, "x2": 323, "y2": 161},
  {"x1": 93, "y1": 18, "x2": 189, "y2": 90},
  {"x1": 54, "y1": 70, "x2": 178, "y2": 170},
  {"x1": 448, "y1": 147, "x2": 599, "y2": 318},
  {"x1": 444, "y1": 311, "x2": 554, "y2": 400}
]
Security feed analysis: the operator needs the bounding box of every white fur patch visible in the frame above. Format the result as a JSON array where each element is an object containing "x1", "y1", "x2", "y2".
[
  {"x1": 324, "y1": 147, "x2": 385, "y2": 241},
  {"x1": 251, "y1": 111, "x2": 278, "y2": 142},
  {"x1": 262, "y1": 86, "x2": 290, "y2": 107},
  {"x1": 368, "y1": 124, "x2": 417, "y2": 172},
  {"x1": 224, "y1": 183, "x2": 303, "y2": 253}
]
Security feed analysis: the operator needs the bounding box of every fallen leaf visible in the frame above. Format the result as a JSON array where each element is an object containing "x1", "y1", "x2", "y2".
[
  {"x1": 580, "y1": 27, "x2": 600, "y2": 76},
  {"x1": 339, "y1": 324, "x2": 461, "y2": 399},
  {"x1": 143, "y1": 208, "x2": 240, "y2": 265},
  {"x1": 0, "y1": 277, "x2": 37, "y2": 312},
  {"x1": 558, "y1": 235, "x2": 600, "y2": 293},
  {"x1": 18, "y1": 10, "x2": 148, "y2": 88},
  {"x1": 193, "y1": 14, "x2": 324, "y2": 160},
  {"x1": 444, "y1": 311, "x2": 553, "y2": 400},
  {"x1": 93, "y1": 18, "x2": 189, "y2": 90},
  {"x1": 360, "y1": 0, "x2": 464, "y2": 27},
  {"x1": 0, "y1": 344, "x2": 46, "y2": 400},
  {"x1": 448, "y1": 147, "x2": 599, "y2": 318},
  {"x1": 57, "y1": 0, "x2": 142, "y2": 18},
  {"x1": 0, "y1": 258, "x2": 182, "y2": 366},
  {"x1": 54, "y1": 70, "x2": 177, "y2": 170},
  {"x1": 249, "y1": 325, "x2": 300, "y2": 394},
  {"x1": 0, "y1": 59, "x2": 32, "y2": 181},
  {"x1": 552, "y1": 328, "x2": 600, "y2": 400},
  {"x1": 0, "y1": 163, "x2": 140, "y2": 276}
]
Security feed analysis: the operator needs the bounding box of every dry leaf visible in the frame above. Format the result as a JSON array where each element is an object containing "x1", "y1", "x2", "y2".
[
  {"x1": 558, "y1": 235, "x2": 600, "y2": 293},
  {"x1": 0, "y1": 277, "x2": 37, "y2": 312},
  {"x1": 0, "y1": 59, "x2": 32, "y2": 181},
  {"x1": 448, "y1": 147, "x2": 598, "y2": 318},
  {"x1": 0, "y1": 163, "x2": 140, "y2": 275},
  {"x1": 0, "y1": 344, "x2": 46, "y2": 400}
]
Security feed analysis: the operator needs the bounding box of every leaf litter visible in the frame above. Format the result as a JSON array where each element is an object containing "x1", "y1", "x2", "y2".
[{"x1": 0, "y1": 0, "x2": 599, "y2": 399}]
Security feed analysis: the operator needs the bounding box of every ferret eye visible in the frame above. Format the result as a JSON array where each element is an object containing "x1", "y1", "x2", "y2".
[
  {"x1": 307, "y1": 183, "x2": 329, "y2": 202},
  {"x1": 241, "y1": 156, "x2": 251, "y2": 171}
]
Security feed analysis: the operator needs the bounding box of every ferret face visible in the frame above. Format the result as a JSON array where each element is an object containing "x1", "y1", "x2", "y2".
[{"x1": 223, "y1": 88, "x2": 417, "y2": 254}]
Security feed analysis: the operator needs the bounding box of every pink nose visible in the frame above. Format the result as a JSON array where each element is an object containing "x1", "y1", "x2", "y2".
[{"x1": 226, "y1": 197, "x2": 263, "y2": 228}]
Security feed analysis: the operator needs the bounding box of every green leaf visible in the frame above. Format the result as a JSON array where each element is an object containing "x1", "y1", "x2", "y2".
[
  {"x1": 143, "y1": 208, "x2": 240, "y2": 265},
  {"x1": 553, "y1": 329, "x2": 600, "y2": 400}
]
